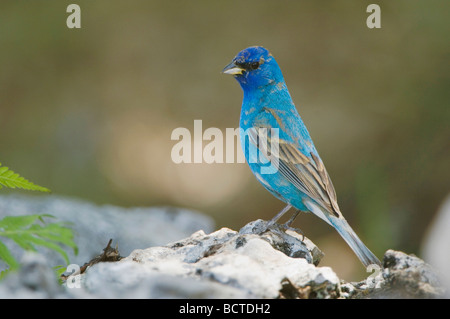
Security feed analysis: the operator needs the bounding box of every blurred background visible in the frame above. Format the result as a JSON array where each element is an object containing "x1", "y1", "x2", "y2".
[{"x1": 0, "y1": 1, "x2": 448, "y2": 281}]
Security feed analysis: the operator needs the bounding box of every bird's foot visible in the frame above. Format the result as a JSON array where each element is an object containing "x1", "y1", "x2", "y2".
[
  {"x1": 279, "y1": 210, "x2": 304, "y2": 240},
  {"x1": 260, "y1": 217, "x2": 305, "y2": 242},
  {"x1": 280, "y1": 224, "x2": 305, "y2": 241},
  {"x1": 245, "y1": 206, "x2": 305, "y2": 240}
]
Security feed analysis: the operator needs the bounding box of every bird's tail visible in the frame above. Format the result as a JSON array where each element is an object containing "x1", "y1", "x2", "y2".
[{"x1": 328, "y1": 215, "x2": 381, "y2": 268}]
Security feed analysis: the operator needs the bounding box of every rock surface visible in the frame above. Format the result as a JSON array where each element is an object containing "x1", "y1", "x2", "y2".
[
  {"x1": 75, "y1": 220, "x2": 340, "y2": 299},
  {"x1": 345, "y1": 249, "x2": 446, "y2": 299},
  {"x1": 0, "y1": 194, "x2": 214, "y2": 270},
  {"x1": 0, "y1": 195, "x2": 446, "y2": 298}
]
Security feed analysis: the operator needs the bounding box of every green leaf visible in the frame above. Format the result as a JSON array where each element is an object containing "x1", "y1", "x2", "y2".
[
  {"x1": 0, "y1": 240, "x2": 19, "y2": 270},
  {"x1": 53, "y1": 265, "x2": 67, "y2": 284},
  {"x1": 0, "y1": 268, "x2": 13, "y2": 280},
  {"x1": 0, "y1": 162, "x2": 50, "y2": 192},
  {"x1": 0, "y1": 214, "x2": 77, "y2": 268}
]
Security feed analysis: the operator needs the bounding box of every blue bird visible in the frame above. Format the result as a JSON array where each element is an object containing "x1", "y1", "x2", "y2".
[{"x1": 223, "y1": 46, "x2": 381, "y2": 268}]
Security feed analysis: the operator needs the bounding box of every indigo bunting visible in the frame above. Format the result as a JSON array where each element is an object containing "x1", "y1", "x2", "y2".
[{"x1": 223, "y1": 46, "x2": 381, "y2": 268}]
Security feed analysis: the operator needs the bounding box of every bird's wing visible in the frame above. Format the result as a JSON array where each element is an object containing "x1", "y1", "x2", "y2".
[{"x1": 248, "y1": 117, "x2": 341, "y2": 218}]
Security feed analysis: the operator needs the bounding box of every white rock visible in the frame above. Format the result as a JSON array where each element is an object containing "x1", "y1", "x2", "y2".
[{"x1": 77, "y1": 222, "x2": 339, "y2": 298}]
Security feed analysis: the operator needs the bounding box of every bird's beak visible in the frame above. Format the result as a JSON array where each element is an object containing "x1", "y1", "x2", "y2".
[{"x1": 222, "y1": 61, "x2": 244, "y2": 75}]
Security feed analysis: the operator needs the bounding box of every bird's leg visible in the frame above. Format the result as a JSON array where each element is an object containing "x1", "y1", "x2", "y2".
[
  {"x1": 283, "y1": 210, "x2": 300, "y2": 228},
  {"x1": 266, "y1": 204, "x2": 292, "y2": 228},
  {"x1": 282, "y1": 210, "x2": 305, "y2": 240},
  {"x1": 263, "y1": 205, "x2": 305, "y2": 240}
]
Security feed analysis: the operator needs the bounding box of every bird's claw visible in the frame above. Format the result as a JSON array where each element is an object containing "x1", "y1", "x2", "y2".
[
  {"x1": 280, "y1": 223, "x2": 305, "y2": 241},
  {"x1": 261, "y1": 219, "x2": 305, "y2": 242}
]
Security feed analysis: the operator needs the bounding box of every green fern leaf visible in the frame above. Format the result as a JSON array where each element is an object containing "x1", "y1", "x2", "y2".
[
  {"x1": 0, "y1": 162, "x2": 50, "y2": 192},
  {"x1": 0, "y1": 240, "x2": 20, "y2": 271},
  {"x1": 0, "y1": 214, "x2": 77, "y2": 268}
]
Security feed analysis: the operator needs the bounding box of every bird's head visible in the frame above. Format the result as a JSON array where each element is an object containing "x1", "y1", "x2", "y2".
[{"x1": 222, "y1": 46, "x2": 284, "y2": 91}]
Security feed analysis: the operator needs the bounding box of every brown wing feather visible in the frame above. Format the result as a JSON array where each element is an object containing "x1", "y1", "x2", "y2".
[{"x1": 249, "y1": 129, "x2": 341, "y2": 218}]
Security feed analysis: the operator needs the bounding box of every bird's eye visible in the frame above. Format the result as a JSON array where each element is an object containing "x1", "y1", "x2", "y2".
[{"x1": 250, "y1": 62, "x2": 260, "y2": 70}]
